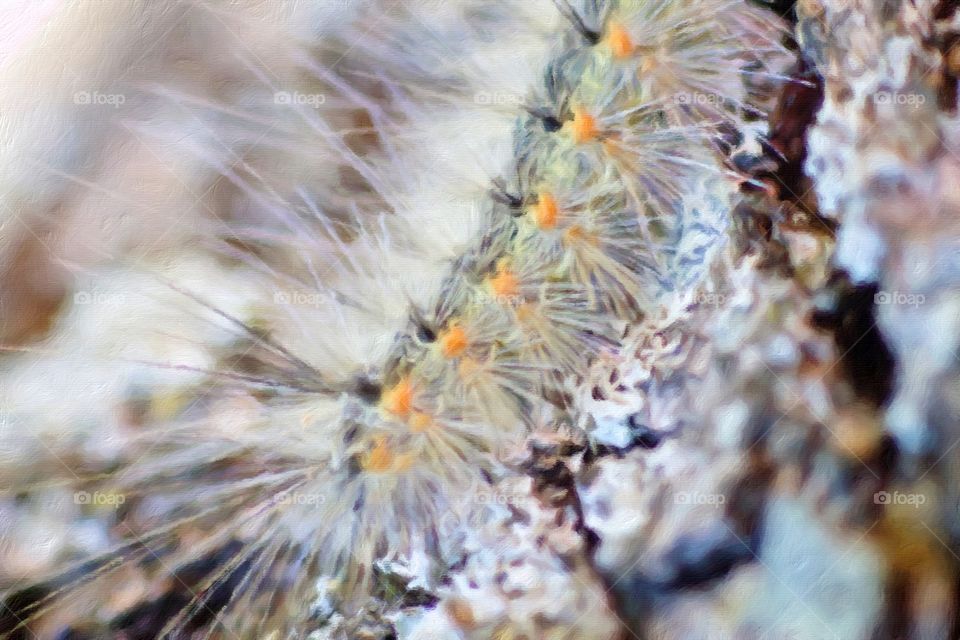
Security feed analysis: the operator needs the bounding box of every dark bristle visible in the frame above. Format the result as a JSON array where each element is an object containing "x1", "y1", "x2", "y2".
[
  {"x1": 355, "y1": 376, "x2": 383, "y2": 404},
  {"x1": 542, "y1": 115, "x2": 563, "y2": 132},
  {"x1": 551, "y1": 0, "x2": 601, "y2": 44},
  {"x1": 416, "y1": 322, "x2": 437, "y2": 343}
]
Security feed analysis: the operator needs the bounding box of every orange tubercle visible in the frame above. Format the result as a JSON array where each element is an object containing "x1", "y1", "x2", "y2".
[
  {"x1": 489, "y1": 264, "x2": 520, "y2": 299},
  {"x1": 563, "y1": 225, "x2": 597, "y2": 246},
  {"x1": 530, "y1": 192, "x2": 559, "y2": 230},
  {"x1": 515, "y1": 302, "x2": 535, "y2": 323},
  {"x1": 439, "y1": 324, "x2": 469, "y2": 359},
  {"x1": 363, "y1": 437, "x2": 395, "y2": 472},
  {"x1": 568, "y1": 106, "x2": 599, "y2": 144},
  {"x1": 409, "y1": 411, "x2": 433, "y2": 433},
  {"x1": 381, "y1": 376, "x2": 414, "y2": 418},
  {"x1": 605, "y1": 22, "x2": 634, "y2": 59},
  {"x1": 362, "y1": 437, "x2": 414, "y2": 473}
]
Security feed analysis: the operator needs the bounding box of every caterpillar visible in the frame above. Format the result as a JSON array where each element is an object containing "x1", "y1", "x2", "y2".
[{"x1": 0, "y1": 0, "x2": 791, "y2": 637}]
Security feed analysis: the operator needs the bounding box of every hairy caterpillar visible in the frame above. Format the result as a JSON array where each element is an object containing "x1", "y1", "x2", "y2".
[{"x1": 0, "y1": 0, "x2": 790, "y2": 637}]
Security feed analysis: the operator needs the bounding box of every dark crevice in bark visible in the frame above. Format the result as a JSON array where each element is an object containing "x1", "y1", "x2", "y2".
[{"x1": 811, "y1": 275, "x2": 897, "y2": 408}]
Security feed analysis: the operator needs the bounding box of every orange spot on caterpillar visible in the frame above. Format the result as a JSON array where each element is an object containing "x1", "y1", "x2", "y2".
[
  {"x1": 568, "y1": 106, "x2": 599, "y2": 144},
  {"x1": 409, "y1": 411, "x2": 433, "y2": 433},
  {"x1": 381, "y1": 376, "x2": 414, "y2": 418},
  {"x1": 530, "y1": 192, "x2": 559, "y2": 230},
  {"x1": 605, "y1": 22, "x2": 634, "y2": 59},
  {"x1": 447, "y1": 599, "x2": 476, "y2": 630},
  {"x1": 397, "y1": 454, "x2": 414, "y2": 471},
  {"x1": 362, "y1": 437, "x2": 414, "y2": 473},
  {"x1": 363, "y1": 437, "x2": 394, "y2": 472},
  {"x1": 439, "y1": 324, "x2": 469, "y2": 358},
  {"x1": 488, "y1": 264, "x2": 520, "y2": 299},
  {"x1": 515, "y1": 302, "x2": 535, "y2": 323},
  {"x1": 563, "y1": 225, "x2": 598, "y2": 246}
]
